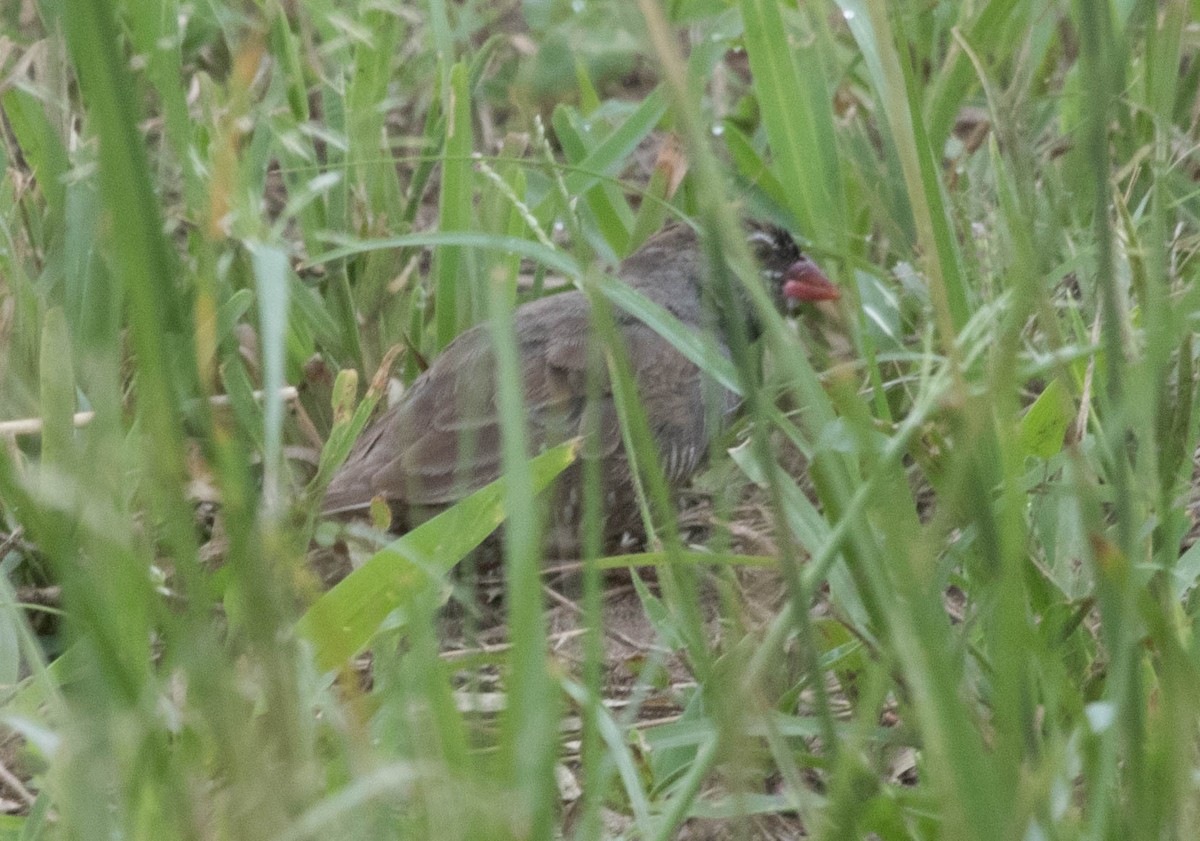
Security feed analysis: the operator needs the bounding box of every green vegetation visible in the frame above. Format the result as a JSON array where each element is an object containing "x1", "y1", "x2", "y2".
[{"x1": 1, "y1": 0, "x2": 1199, "y2": 838}]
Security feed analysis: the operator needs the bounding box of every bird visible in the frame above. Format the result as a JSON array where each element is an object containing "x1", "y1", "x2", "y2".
[{"x1": 321, "y1": 221, "x2": 841, "y2": 553}]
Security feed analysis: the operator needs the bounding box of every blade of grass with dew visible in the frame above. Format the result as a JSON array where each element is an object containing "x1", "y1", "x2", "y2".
[
  {"x1": 552, "y1": 104, "x2": 633, "y2": 255},
  {"x1": 740, "y1": 0, "x2": 845, "y2": 249},
  {"x1": 838, "y1": 0, "x2": 970, "y2": 339},
  {"x1": 530, "y1": 87, "x2": 667, "y2": 222}
]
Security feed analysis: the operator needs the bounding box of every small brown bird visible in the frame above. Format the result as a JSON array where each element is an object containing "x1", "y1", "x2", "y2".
[{"x1": 322, "y1": 222, "x2": 840, "y2": 550}]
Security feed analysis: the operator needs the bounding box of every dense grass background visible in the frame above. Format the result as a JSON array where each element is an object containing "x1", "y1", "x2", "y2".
[{"x1": 1, "y1": 0, "x2": 1199, "y2": 838}]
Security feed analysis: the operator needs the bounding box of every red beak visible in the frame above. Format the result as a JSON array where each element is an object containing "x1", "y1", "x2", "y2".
[{"x1": 782, "y1": 257, "x2": 840, "y2": 302}]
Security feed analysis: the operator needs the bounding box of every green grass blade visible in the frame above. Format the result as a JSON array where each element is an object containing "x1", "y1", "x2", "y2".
[
  {"x1": 296, "y1": 442, "x2": 577, "y2": 673},
  {"x1": 434, "y1": 62, "x2": 475, "y2": 349},
  {"x1": 740, "y1": 0, "x2": 845, "y2": 247}
]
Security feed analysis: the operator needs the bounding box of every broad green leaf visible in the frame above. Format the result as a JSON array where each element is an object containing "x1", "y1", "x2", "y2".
[
  {"x1": 2, "y1": 88, "x2": 69, "y2": 215},
  {"x1": 532, "y1": 87, "x2": 667, "y2": 221},
  {"x1": 553, "y1": 104, "x2": 633, "y2": 255},
  {"x1": 740, "y1": 0, "x2": 845, "y2": 246},
  {"x1": 297, "y1": 441, "x2": 578, "y2": 672},
  {"x1": 1017, "y1": 379, "x2": 1071, "y2": 461}
]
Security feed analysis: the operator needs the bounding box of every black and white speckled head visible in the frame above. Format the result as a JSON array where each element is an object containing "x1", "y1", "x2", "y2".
[
  {"x1": 619, "y1": 221, "x2": 839, "y2": 333},
  {"x1": 743, "y1": 221, "x2": 840, "y2": 314}
]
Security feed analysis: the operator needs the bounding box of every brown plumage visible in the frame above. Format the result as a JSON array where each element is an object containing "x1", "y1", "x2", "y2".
[{"x1": 322, "y1": 222, "x2": 840, "y2": 549}]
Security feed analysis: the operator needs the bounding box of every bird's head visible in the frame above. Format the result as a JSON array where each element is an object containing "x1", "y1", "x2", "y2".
[
  {"x1": 744, "y1": 222, "x2": 841, "y2": 314},
  {"x1": 742, "y1": 222, "x2": 852, "y2": 366},
  {"x1": 622, "y1": 220, "x2": 844, "y2": 349}
]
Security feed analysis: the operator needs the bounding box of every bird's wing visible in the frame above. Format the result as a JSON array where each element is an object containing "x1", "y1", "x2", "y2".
[
  {"x1": 321, "y1": 295, "x2": 725, "y2": 514},
  {"x1": 534, "y1": 310, "x2": 726, "y2": 485},
  {"x1": 321, "y1": 296, "x2": 608, "y2": 512},
  {"x1": 617, "y1": 318, "x2": 729, "y2": 483}
]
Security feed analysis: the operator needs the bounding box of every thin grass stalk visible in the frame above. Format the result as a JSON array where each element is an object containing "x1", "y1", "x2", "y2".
[
  {"x1": 580, "y1": 278, "x2": 713, "y2": 680},
  {"x1": 634, "y1": 0, "x2": 861, "y2": 830},
  {"x1": 53, "y1": 13, "x2": 205, "y2": 836},
  {"x1": 572, "y1": 304, "x2": 609, "y2": 841},
  {"x1": 433, "y1": 63, "x2": 475, "y2": 348},
  {"x1": 847, "y1": 0, "x2": 970, "y2": 346},
  {"x1": 647, "y1": 735, "x2": 721, "y2": 841},
  {"x1": 63, "y1": 0, "x2": 200, "y2": 561},
  {"x1": 1072, "y1": 4, "x2": 1144, "y2": 834},
  {"x1": 345, "y1": 5, "x2": 404, "y2": 224},
  {"x1": 982, "y1": 137, "x2": 1048, "y2": 804},
  {"x1": 923, "y1": 0, "x2": 1027, "y2": 149},
  {"x1": 740, "y1": 0, "x2": 846, "y2": 248},
  {"x1": 487, "y1": 277, "x2": 559, "y2": 840},
  {"x1": 1140, "y1": 6, "x2": 1200, "y2": 828}
]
